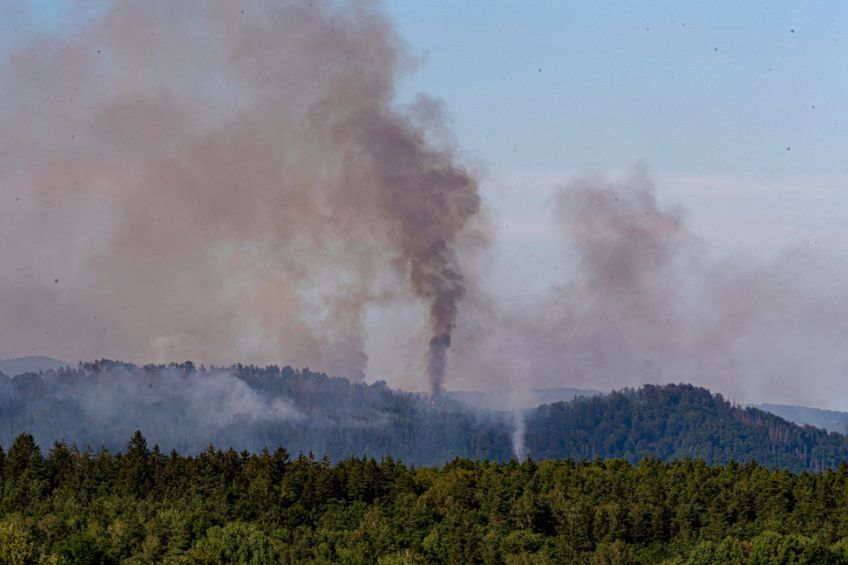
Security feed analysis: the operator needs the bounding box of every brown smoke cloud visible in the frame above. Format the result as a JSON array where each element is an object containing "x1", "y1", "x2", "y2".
[
  {"x1": 0, "y1": 0, "x2": 479, "y2": 390},
  {"x1": 451, "y1": 170, "x2": 848, "y2": 409}
]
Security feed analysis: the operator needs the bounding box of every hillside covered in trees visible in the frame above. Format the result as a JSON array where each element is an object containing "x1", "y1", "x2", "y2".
[
  {"x1": 2, "y1": 361, "x2": 848, "y2": 471},
  {"x1": 0, "y1": 361, "x2": 509, "y2": 465},
  {"x1": 3, "y1": 434, "x2": 848, "y2": 563},
  {"x1": 527, "y1": 385, "x2": 848, "y2": 472}
]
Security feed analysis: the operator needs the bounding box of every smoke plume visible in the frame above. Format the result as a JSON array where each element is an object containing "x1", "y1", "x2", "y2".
[
  {"x1": 451, "y1": 170, "x2": 848, "y2": 411},
  {"x1": 0, "y1": 0, "x2": 479, "y2": 391}
]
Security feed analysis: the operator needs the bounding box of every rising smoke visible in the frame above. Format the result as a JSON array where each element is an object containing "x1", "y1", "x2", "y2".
[
  {"x1": 451, "y1": 169, "x2": 848, "y2": 414},
  {"x1": 3, "y1": 0, "x2": 846, "y2": 425},
  {"x1": 0, "y1": 1, "x2": 479, "y2": 394}
]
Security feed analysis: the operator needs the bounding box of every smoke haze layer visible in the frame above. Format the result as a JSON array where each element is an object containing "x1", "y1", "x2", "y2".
[
  {"x1": 3, "y1": 2, "x2": 846, "y2": 412},
  {"x1": 0, "y1": 0, "x2": 480, "y2": 392},
  {"x1": 0, "y1": 361, "x2": 513, "y2": 462},
  {"x1": 451, "y1": 170, "x2": 848, "y2": 410}
]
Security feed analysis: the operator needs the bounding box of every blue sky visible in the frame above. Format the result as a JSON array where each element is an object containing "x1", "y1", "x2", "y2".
[
  {"x1": 381, "y1": 1, "x2": 848, "y2": 294},
  {"x1": 387, "y1": 1, "x2": 845, "y2": 177},
  {"x1": 19, "y1": 1, "x2": 845, "y2": 175}
]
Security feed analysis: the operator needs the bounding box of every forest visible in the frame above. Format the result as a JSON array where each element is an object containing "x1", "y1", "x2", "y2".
[
  {"x1": 2, "y1": 362, "x2": 847, "y2": 471},
  {"x1": 3, "y1": 432, "x2": 848, "y2": 563},
  {"x1": 3, "y1": 364, "x2": 848, "y2": 562}
]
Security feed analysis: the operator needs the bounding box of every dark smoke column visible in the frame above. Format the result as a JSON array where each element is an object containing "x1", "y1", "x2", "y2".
[{"x1": 355, "y1": 110, "x2": 480, "y2": 398}]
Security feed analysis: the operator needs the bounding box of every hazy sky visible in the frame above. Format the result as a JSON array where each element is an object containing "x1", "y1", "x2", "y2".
[
  {"x1": 11, "y1": 0, "x2": 847, "y2": 271},
  {"x1": 382, "y1": 1, "x2": 847, "y2": 294},
  {"x1": 3, "y1": 1, "x2": 847, "y2": 406},
  {"x1": 16, "y1": 1, "x2": 847, "y2": 262}
]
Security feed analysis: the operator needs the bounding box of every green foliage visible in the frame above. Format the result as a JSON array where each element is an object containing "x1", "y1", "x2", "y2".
[
  {"x1": 0, "y1": 519, "x2": 54, "y2": 565},
  {"x1": 4, "y1": 432, "x2": 848, "y2": 563},
  {"x1": 53, "y1": 533, "x2": 111, "y2": 565},
  {"x1": 179, "y1": 523, "x2": 276, "y2": 564}
]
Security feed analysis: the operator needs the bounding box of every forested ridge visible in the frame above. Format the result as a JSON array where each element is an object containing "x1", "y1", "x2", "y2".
[
  {"x1": 4, "y1": 364, "x2": 848, "y2": 561},
  {"x1": 0, "y1": 361, "x2": 510, "y2": 465},
  {"x1": 3, "y1": 432, "x2": 848, "y2": 563},
  {"x1": 2, "y1": 362, "x2": 848, "y2": 471},
  {"x1": 528, "y1": 384, "x2": 848, "y2": 472}
]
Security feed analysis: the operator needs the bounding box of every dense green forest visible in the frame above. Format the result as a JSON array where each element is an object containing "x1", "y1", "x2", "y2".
[
  {"x1": 528, "y1": 384, "x2": 848, "y2": 472},
  {"x1": 3, "y1": 361, "x2": 848, "y2": 471},
  {"x1": 4, "y1": 365, "x2": 848, "y2": 562},
  {"x1": 4, "y1": 432, "x2": 848, "y2": 563}
]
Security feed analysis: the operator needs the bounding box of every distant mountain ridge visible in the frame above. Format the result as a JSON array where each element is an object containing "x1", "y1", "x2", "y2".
[
  {"x1": 754, "y1": 403, "x2": 848, "y2": 434},
  {"x1": 0, "y1": 356, "x2": 70, "y2": 376},
  {"x1": 447, "y1": 386, "x2": 602, "y2": 411}
]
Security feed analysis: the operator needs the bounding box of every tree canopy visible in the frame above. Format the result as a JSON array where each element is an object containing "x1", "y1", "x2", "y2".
[{"x1": 2, "y1": 433, "x2": 848, "y2": 563}]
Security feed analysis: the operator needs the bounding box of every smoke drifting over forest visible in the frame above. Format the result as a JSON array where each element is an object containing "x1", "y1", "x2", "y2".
[
  {"x1": 2, "y1": 0, "x2": 846, "y2": 410},
  {"x1": 452, "y1": 171, "x2": 848, "y2": 409},
  {"x1": 0, "y1": 361, "x2": 512, "y2": 462},
  {"x1": 0, "y1": 0, "x2": 479, "y2": 395}
]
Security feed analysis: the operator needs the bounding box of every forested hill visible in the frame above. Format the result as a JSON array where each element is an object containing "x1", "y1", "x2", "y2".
[
  {"x1": 527, "y1": 384, "x2": 848, "y2": 472},
  {"x1": 0, "y1": 360, "x2": 510, "y2": 465},
  {"x1": 2, "y1": 361, "x2": 848, "y2": 471}
]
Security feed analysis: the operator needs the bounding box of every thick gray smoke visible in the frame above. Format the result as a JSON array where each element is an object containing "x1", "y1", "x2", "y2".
[
  {"x1": 0, "y1": 1, "x2": 479, "y2": 392},
  {"x1": 451, "y1": 170, "x2": 848, "y2": 412}
]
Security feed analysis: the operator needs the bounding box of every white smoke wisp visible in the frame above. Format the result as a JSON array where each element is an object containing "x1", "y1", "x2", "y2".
[
  {"x1": 511, "y1": 410, "x2": 527, "y2": 460},
  {"x1": 59, "y1": 367, "x2": 302, "y2": 429}
]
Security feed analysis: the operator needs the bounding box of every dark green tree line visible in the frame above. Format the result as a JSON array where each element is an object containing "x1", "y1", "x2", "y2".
[{"x1": 3, "y1": 433, "x2": 848, "y2": 563}]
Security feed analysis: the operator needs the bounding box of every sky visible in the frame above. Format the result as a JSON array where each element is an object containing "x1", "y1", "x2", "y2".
[
  {"x1": 9, "y1": 0, "x2": 847, "y2": 273},
  {"x1": 2, "y1": 1, "x2": 847, "y2": 406},
  {"x1": 382, "y1": 1, "x2": 847, "y2": 294}
]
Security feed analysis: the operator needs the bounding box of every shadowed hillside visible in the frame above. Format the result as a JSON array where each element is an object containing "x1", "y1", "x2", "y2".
[{"x1": 527, "y1": 384, "x2": 848, "y2": 472}]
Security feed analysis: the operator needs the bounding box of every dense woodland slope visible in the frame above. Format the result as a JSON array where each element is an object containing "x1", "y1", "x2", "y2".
[
  {"x1": 3, "y1": 435, "x2": 848, "y2": 563},
  {"x1": 527, "y1": 385, "x2": 848, "y2": 472},
  {"x1": 1, "y1": 361, "x2": 848, "y2": 471},
  {"x1": 0, "y1": 361, "x2": 509, "y2": 465}
]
